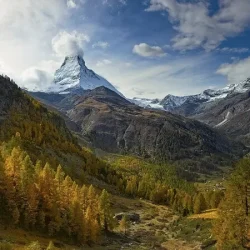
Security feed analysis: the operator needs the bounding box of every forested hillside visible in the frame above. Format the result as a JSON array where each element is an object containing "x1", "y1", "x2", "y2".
[
  {"x1": 0, "y1": 76, "x2": 116, "y2": 246},
  {"x1": 0, "y1": 75, "x2": 216, "y2": 248},
  {"x1": 1, "y1": 75, "x2": 249, "y2": 249},
  {"x1": 0, "y1": 140, "x2": 113, "y2": 244}
]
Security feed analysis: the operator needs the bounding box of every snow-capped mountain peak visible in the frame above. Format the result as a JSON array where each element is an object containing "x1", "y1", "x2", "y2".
[
  {"x1": 49, "y1": 54, "x2": 123, "y2": 96},
  {"x1": 132, "y1": 78, "x2": 250, "y2": 111},
  {"x1": 226, "y1": 77, "x2": 250, "y2": 94}
]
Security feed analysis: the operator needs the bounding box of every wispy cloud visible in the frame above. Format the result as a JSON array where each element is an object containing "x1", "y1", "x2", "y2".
[
  {"x1": 216, "y1": 47, "x2": 250, "y2": 54},
  {"x1": 0, "y1": 0, "x2": 69, "y2": 74},
  {"x1": 92, "y1": 53, "x2": 219, "y2": 98},
  {"x1": 133, "y1": 43, "x2": 166, "y2": 58},
  {"x1": 102, "y1": 0, "x2": 127, "y2": 6},
  {"x1": 146, "y1": 0, "x2": 250, "y2": 51},
  {"x1": 67, "y1": 0, "x2": 77, "y2": 8},
  {"x1": 96, "y1": 59, "x2": 112, "y2": 67},
  {"x1": 92, "y1": 41, "x2": 109, "y2": 49},
  {"x1": 217, "y1": 56, "x2": 250, "y2": 85}
]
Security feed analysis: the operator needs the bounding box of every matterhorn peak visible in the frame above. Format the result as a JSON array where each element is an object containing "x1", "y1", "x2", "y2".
[
  {"x1": 63, "y1": 54, "x2": 86, "y2": 67},
  {"x1": 49, "y1": 54, "x2": 123, "y2": 96}
]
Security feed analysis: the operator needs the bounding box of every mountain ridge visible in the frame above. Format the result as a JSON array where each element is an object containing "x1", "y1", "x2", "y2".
[
  {"x1": 30, "y1": 86, "x2": 246, "y2": 174},
  {"x1": 133, "y1": 77, "x2": 250, "y2": 113}
]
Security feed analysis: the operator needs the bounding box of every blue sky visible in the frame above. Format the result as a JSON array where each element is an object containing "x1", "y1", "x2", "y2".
[{"x1": 1, "y1": 0, "x2": 250, "y2": 98}]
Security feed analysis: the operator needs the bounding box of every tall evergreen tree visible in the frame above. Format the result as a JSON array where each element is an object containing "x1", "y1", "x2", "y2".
[
  {"x1": 98, "y1": 189, "x2": 114, "y2": 232},
  {"x1": 193, "y1": 193, "x2": 206, "y2": 214},
  {"x1": 213, "y1": 158, "x2": 250, "y2": 249}
]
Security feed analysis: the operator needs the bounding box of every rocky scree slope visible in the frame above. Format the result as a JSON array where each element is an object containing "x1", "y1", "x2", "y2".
[{"x1": 193, "y1": 90, "x2": 250, "y2": 145}]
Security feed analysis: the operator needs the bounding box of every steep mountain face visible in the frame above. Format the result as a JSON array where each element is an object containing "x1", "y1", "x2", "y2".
[
  {"x1": 132, "y1": 97, "x2": 163, "y2": 109},
  {"x1": 31, "y1": 86, "x2": 246, "y2": 173},
  {"x1": 49, "y1": 55, "x2": 122, "y2": 96},
  {"x1": 134, "y1": 78, "x2": 250, "y2": 116},
  {"x1": 193, "y1": 90, "x2": 250, "y2": 145},
  {"x1": 132, "y1": 78, "x2": 250, "y2": 146}
]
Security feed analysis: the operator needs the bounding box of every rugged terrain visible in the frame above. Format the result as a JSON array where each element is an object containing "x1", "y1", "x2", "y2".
[
  {"x1": 30, "y1": 86, "x2": 245, "y2": 174},
  {"x1": 134, "y1": 78, "x2": 250, "y2": 146},
  {"x1": 134, "y1": 78, "x2": 250, "y2": 115}
]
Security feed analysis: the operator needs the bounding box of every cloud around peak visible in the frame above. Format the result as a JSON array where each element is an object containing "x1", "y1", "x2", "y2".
[{"x1": 52, "y1": 30, "x2": 90, "y2": 57}]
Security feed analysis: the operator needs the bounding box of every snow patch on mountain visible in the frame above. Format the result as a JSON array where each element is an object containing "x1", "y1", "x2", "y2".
[
  {"x1": 132, "y1": 97, "x2": 164, "y2": 109},
  {"x1": 215, "y1": 111, "x2": 231, "y2": 127}
]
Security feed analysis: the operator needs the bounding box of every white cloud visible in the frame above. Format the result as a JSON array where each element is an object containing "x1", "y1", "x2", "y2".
[
  {"x1": 125, "y1": 62, "x2": 133, "y2": 67},
  {"x1": 52, "y1": 30, "x2": 90, "y2": 57},
  {"x1": 19, "y1": 59, "x2": 61, "y2": 91},
  {"x1": 102, "y1": 0, "x2": 127, "y2": 5},
  {"x1": 67, "y1": 0, "x2": 86, "y2": 9},
  {"x1": 0, "y1": 0, "x2": 69, "y2": 78},
  {"x1": 0, "y1": 0, "x2": 68, "y2": 41},
  {"x1": 133, "y1": 43, "x2": 166, "y2": 57},
  {"x1": 67, "y1": 0, "x2": 77, "y2": 8},
  {"x1": 0, "y1": 61, "x2": 13, "y2": 77},
  {"x1": 92, "y1": 41, "x2": 109, "y2": 49},
  {"x1": 163, "y1": 44, "x2": 171, "y2": 49},
  {"x1": 217, "y1": 47, "x2": 250, "y2": 53},
  {"x1": 20, "y1": 67, "x2": 53, "y2": 92},
  {"x1": 119, "y1": 0, "x2": 127, "y2": 5},
  {"x1": 96, "y1": 59, "x2": 112, "y2": 67},
  {"x1": 146, "y1": 0, "x2": 250, "y2": 51},
  {"x1": 217, "y1": 57, "x2": 250, "y2": 85}
]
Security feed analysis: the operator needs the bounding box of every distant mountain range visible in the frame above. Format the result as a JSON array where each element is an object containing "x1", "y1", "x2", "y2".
[
  {"x1": 133, "y1": 78, "x2": 250, "y2": 114},
  {"x1": 30, "y1": 87, "x2": 245, "y2": 174},
  {"x1": 133, "y1": 77, "x2": 250, "y2": 145},
  {"x1": 19, "y1": 53, "x2": 250, "y2": 173}
]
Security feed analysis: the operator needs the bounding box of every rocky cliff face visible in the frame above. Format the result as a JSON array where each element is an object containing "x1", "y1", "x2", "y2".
[
  {"x1": 133, "y1": 78, "x2": 250, "y2": 147},
  {"x1": 194, "y1": 90, "x2": 250, "y2": 145}
]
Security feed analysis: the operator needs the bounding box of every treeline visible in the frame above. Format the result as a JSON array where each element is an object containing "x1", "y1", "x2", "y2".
[
  {"x1": 0, "y1": 143, "x2": 114, "y2": 244},
  {"x1": 110, "y1": 156, "x2": 224, "y2": 216},
  {"x1": 213, "y1": 158, "x2": 250, "y2": 249}
]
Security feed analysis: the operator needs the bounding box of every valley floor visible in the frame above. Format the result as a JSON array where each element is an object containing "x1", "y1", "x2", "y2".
[{"x1": 0, "y1": 196, "x2": 216, "y2": 250}]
